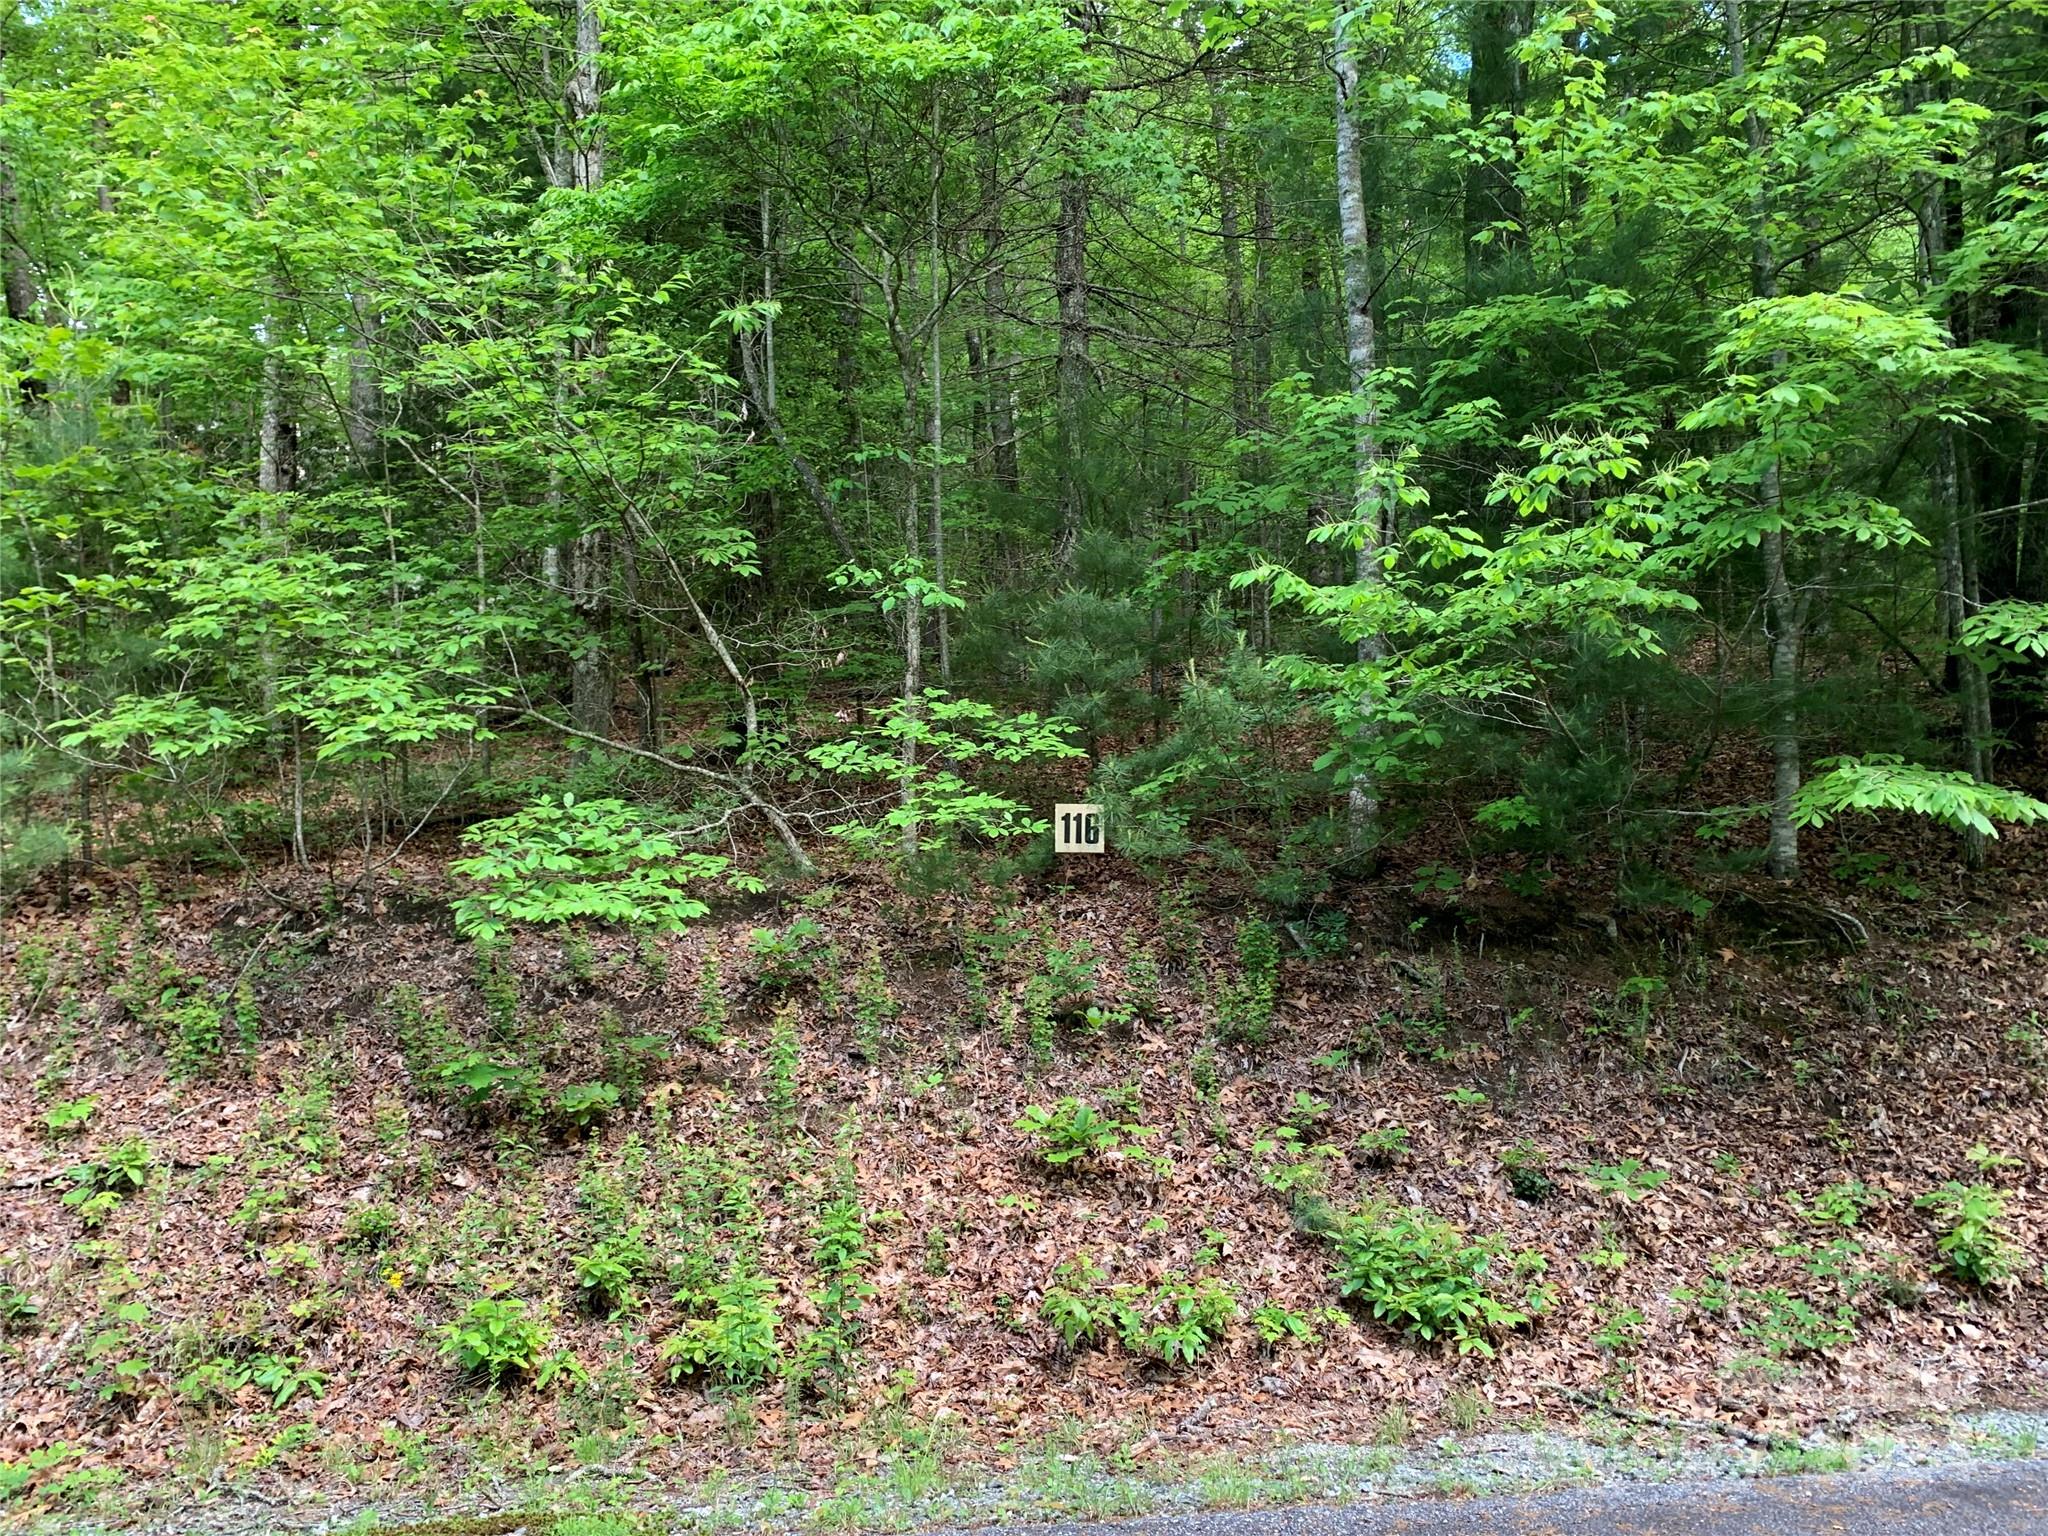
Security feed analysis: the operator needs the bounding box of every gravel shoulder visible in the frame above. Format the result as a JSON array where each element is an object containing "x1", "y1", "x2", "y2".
[{"x1": 20, "y1": 1408, "x2": 2048, "y2": 1535}]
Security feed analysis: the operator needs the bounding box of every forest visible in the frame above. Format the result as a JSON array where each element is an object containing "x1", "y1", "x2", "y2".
[{"x1": 2, "y1": 0, "x2": 2047, "y2": 1530}]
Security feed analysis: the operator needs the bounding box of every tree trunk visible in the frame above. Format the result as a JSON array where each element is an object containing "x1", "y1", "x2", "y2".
[
  {"x1": 551, "y1": 0, "x2": 615, "y2": 739},
  {"x1": 930, "y1": 101, "x2": 951, "y2": 685},
  {"x1": 981, "y1": 119, "x2": 1022, "y2": 500},
  {"x1": 1332, "y1": 11, "x2": 1386, "y2": 856},
  {"x1": 1208, "y1": 60, "x2": 1251, "y2": 432},
  {"x1": 1464, "y1": 0, "x2": 1530, "y2": 277},
  {"x1": 1727, "y1": 0, "x2": 1801, "y2": 881},
  {"x1": 1051, "y1": 13, "x2": 1096, "y2": 573},
  {"x1": 1913, "y1": 23, "x2": 1992, "y2": 867}
]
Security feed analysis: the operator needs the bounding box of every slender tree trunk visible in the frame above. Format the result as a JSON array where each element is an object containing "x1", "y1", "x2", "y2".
[
  {"x1": 1208, "y1": 60, "x2": 1251, "y2": 432},
  {"x1": 1051, "y1": 12, "x2": 1097, "y2": 572},
  {"x1": 981, "y1": 119, "x2": 1022, "y2": 500},
  {"x1": 1331, "y1": 11, "x2": 1386, "y2": 855},
  {"x1": 900, "y1": 356, "x2": 925, "y2": 857},
  {"x1": 553, "y1": 0, "x2": 615, "y2": 739},
  {"x1": 930, "y1": 102, "x2": 951, "y2": 685},
  {"x1": 1913, "y1": 18, "x2": 1992, "y2": 866},
  {"x1": 1252, "y1": 182, "x2": 1275, "y2": 417},
  {"x1": 1464, "y1": 0, "x2": 1530, "y2": 279},
  {"x1": 1727, "y1": 0, "x2": 1801, "y2": 881}
]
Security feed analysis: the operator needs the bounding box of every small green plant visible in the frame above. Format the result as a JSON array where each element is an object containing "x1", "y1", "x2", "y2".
[
  {"x1": 1500, "y1": 1140, "x2": 1553, "y2": 1202},
  {"x1": 749, "y1": 917, "x2": 825, "y2": 993},
  {"x1": 1736, "y1": 1286, "x2": 1858, "y2": 1360},
  {"x1": 797, "y1": 1185, "x2": 877, "y2": 1395},
  {"x1": 562, "y1": 926, "x2": 598, "y2": 987},
  {"x1": 1213, "y1": 919, "x2": 1279, "y2": 1044},
  {"x1": 1282, "y1": 1090, "x2": 1332, "y2": 1133},
  {"x1": 450, "y1": 794, "x2": 747, "y2": 941},
  {"x1": 472, "y1": 938, "x2": 522, "y2": 1039},
  {"x1": 556, "y1": 1082, "x2": 621, "y2": 1133},
  {"x1": 850, "y1": 945, "x2": 897, "y2": 1061},
  {"x1": 1038, "y1": 1255, "x2": 1236, "y2": 1365},
  {"x1": 1964, "y1": 1142, "x2": 2022, "y2": 1176},
  {"x1": 1014, "y1": 1097, "x2": 1157, "y2": 1169},
  {"x1": 165, "y1": 993, "x2": 228, "y2": 1079},
  {"x1": 439, "y1": 1295, "x2": 552, "y2": 1385},
  {"x1": 1592, "y1": 1304, "x2": 1646, "y2": 1356},
  {"x1": 1582, "y1": 1158, "x2": 1671, "y2": 1203},
  {"x1": 341, "y1": 1203, "x2": 400, "y2": 1252},
  {"x1": 660, "y1": 1267, "x2": 782, "y2": 1385},
  {"x1": 1250, "y1": 1301, "x2": 1334, "y2": 1350},
  {"x1": 434, "y1": 1048, "x2": 539, "y2": 1114},
  {"x1": 766, "y1": 1005, "x2": 802, "y2": 1136},
  {"x1": 232, "y1": 979, "x2": 261, "y2": 1056},
  {"x1": 1354, "y1": 1124, "x2": 1410, "y2": 1167},
  {"x1": 1332, "y1": 1202, "x2": 1532, "y2": 1356},
  {"x1": 1790, "y1": 1178, "x2": 1879, "y2": 1229},
  {"x1": 1253, "y1": 1125, "x2": 1342, "y2": 1208},
  {"x1": 1915, "y1": 1182, "x2": 2017, "y2": 1285},
  {"x1": 1040, "y1": 1254, "x2": 1112, "y2": 1350},
  {"x1": 597, "y1": 1010, "x2": 666, "y2": 1104},
  {"x1": 0, "y1": 1283, "x2": 41, "y2": 1331},
  {"x1": 1444, "y1": 1386, "x2": 1490, "y2": 1432},
  {"x1": 62, "y1": 1138, "x2": 150, "y2": 1226},
  {"x1": 692, "y1": 948, "x2": 729, "y2": 1046},
  {"x1": 41, "y1": 1096, "x2": 95, "y2": 1139},
  {"x1": 1581, "y1": 1224, "x2": 1629, "y2": 1271},
  {"x1": 1443, "y1": 1086, "x2": 1489, "y2": 1109},
  {"x1": 572, "y1": 1231, "x2": 650, "y2": 1318},
  {"x1": 1118, "y1": 1272, "x2": 1237, "y2": 1365}
]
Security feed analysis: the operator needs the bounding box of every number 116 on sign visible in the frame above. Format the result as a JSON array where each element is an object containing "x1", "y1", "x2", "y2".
[{"x1": 1054, "y1": 803, "x2": 1105, "y2": 853}]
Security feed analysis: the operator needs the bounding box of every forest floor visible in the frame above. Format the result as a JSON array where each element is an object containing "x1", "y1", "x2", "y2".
[{"x1": 3, "y1": 769, "x2": 2048, "y2": 1532}]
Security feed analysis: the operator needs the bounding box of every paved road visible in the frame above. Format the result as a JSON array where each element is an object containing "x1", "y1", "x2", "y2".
[{"x1": 950, "y1": 1461, "x2": 2048, "y2": 1536}]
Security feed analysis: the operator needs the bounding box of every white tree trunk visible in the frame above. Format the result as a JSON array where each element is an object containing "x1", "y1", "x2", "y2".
[{"x1": 1331, "y1": 15, "x2": 1385, "y2": 855}]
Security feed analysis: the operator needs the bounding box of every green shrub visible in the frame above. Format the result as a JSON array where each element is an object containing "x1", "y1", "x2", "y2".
[
  {"x1": 451, "y1": 794, "x2": 752, "y2": 941},
  {"x1": 689, "y1": 948, "x2": 729, "y2": 1046},
  {"x1": 572, "y1": 1231, "x2": 650, "y2": 1318},
  {"x1": 1331, "y1": 1202, "x2": 1532, "y2": 1356},
  {"x1": 434, "y1": 1048, "x2": 540, "y2": 1114},
  {"x1": 1283, "y1": 1090, "x2": 1332, "y2": 1132},
  {"x1": 439, "y1": 1296, "x2": 552, "y2": 1384},
  {"x1": 1250, "y1": 1301, "x2": 1331, "y2": 1350},
  {"x1": 41, "y1": 1097, "x2": 95, "y2": 1139},
  {"x1": 1213, "y1": 919, "x2": 1279, "y2": 1044},
  {"x1": 1790, "y1": 1178, "x2": 1880, "y2": 1229},
  {"x1": 748, "y1": 918, "x2": 825, "y2": 992},
  {"x1": 1354, "y1": 1124, "x2": 1410, "y2": 1167},
  {"x1": 165, "y1": 996, "x2": 228, "y2": 1079},
  {"x1": 1915, "y1": 1182, "x2": 2017, "y2": 1285},
  {"x1": 1253, "y1": 1125, "x2": 1342, "y2": 1206},
  {"x1": 1039, "y1": 1255, "x2": 1236, "y2": 1365},
  {"x1": 1736, "y1": 1286, "x2": 1858, "y2": 1359},
  {"x1": 0, "y1": 1283, "x2": 41, "y2": 1331},
  {"x1": 62, "y1": 1138, "x2": 150, "y2": 1226},
  {"x1": 1501, "y1": 1140, "x2": 1553, "y2": 1202},
  {"x1": 1121, "y1": 1272, "x2": 1237, "y2": 1364},
  {"x1": 1582, "y1": 1158, "x2": 1670, "y2": 1203},
  {"x1": 659, "y1": 1268, "x2": 781, "y2": 1384},
  {"x1": 1015, "y1": 1097, "x2": 1157, "y2": 1169},
  {"x1": 850, "y1": 946, "x2": 898, "y2": 1061},
  {"x1": 341, "y1": 1203, "x2": 400, "y2": 1252},
  {"x1": 556, "y1": 1082, "x2": 622, "y2": 1132}
]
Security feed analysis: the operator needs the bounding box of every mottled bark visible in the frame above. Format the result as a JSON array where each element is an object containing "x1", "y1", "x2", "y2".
[
  {"x1": 1332, "y1": 12, "x2": 1386, "y2": 854},
  {"x1": 1051, "y1": 10, "x2": 1098, "y2": 573},
  {"x1": 1728, "y1": 0, "x2": 1802, "y2": 881}
]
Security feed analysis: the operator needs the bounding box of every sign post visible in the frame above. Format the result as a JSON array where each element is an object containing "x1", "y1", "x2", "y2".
[{"x1": 1053, "y1": 803, "x2": 1106, "y2": 854}]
